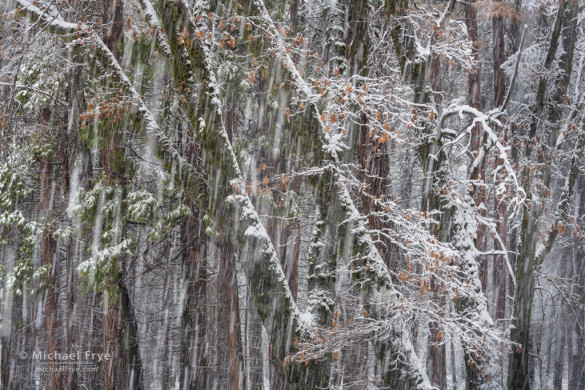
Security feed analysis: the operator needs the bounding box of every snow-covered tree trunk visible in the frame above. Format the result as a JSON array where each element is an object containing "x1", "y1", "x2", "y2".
[{"x1": 492, "y1": 1, "x2": 507, "y2": 321}]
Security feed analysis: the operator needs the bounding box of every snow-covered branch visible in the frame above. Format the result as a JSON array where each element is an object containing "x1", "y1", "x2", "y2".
[{"x1": 10, "y1": 0, "x2": 208, "y2": 204}]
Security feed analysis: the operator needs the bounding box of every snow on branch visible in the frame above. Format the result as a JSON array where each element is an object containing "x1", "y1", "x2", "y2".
[
  {"x1": 247, "y1": 0, "x2": 434, "y2": 387},
  {"x1": 11, "y1": 0, "x2": 208, "y2": 205},
  {"x1": 134, "y1": 1, "x2": 333, "y2": 386},
  {"x1": 0, "y1": 81, "x2": 67, "y2": 106},
  {"x1": 436, "y1": 104, "x2": 526, "y2": 215}
]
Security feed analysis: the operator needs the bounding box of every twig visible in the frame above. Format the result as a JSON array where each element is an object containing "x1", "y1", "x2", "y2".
[{"x1": 0, "y1": 81, "x2": 67, "y2": 106}]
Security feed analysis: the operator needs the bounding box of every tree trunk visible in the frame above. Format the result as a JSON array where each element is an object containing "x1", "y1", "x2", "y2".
[
  {"x1": 245, "y1": 293, "x2": 266, "y2": 390},
  {"x1": 464, "y1": 0, "x2": 487, "y2": 292},
  {"x1": 103, "y1": 0, "x2": 124, "y2": 61},
  {"x1": 569, "y1": 178, "x2": 585, "y2": 390},
  {"x1": 218, "y1": 242, "x2": 246, "y2": 389},
  {"x1": 180, "y1": 214, "x2": 210, "y2": 389},
  {"x1": 1, "y1": 242, "x2": 16, "y2": 390},
  {"x1": 492, "y1": 0, "x2": 507, "y2": 322},
  {"x1": 509, "y1": 2, "x2": 577, "y2": 387},
  {"x1": 42, "y1": 228, "x2": 60, "y2": 390},
  {"x1": 64, "y1": 48, "x2": 85, "y2": 390},
  {"x1": 38, "y1": 106, "x2": 62, "y2": 390}
]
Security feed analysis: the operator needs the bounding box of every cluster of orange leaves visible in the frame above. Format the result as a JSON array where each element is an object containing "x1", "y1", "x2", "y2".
[{"x1": 80, "y1": 92, "x2": 129, "y2": 128}]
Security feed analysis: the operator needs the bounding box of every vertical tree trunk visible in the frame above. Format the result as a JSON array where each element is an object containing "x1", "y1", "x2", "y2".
[
  {"x1": 245, "y1": 294, "x2": 266, "y2": 389},
  {"x1": 1, "y1": 241, "x2": 16, "y2": 390},
  {"x1": 492, "y1": 0, "x2": 507, "y2": 322},
  {"x1": 180, "y1": 214, "x2": 210, "y2": 389},
  {"x1": 509, "y1": 2, "x2": 576, "y2": 387},
  {"x1": 424, "y1": 50, "x2": 448, "y2": 390},
  {"x1": 357, "y1": 117, "x2": 392, "y2": 268},
  {"x1": 121, "y1": 281, "x2": 143, "y2": 389},
  {"x1": 569, "y1": 177, "x2": 585, "y2": 389},
  {"x1": 64, "y1": 48, "x2": 85, "y2": 390},
  {"x1": 552, "y1": 307, "x2": 566, "y2": 389},
  {"x1": 425, "y1": 197, "x2": 450, "y2": 389},
  {"x1": 103, "y1": 0, "x2": 124, "y2": 61},
  {"x1": 98, "y1": 3, "x2": 145, "y2": 387},
  {"x1": 103, "y1": 299, "x2": 127, "y2": 389},
  {"x1": 39, "y1": 106, "x2": 62, "y2": 390},
  {"x1": 42, "y1": 228, "x2": 60, "y2": 390},
  {"x1": 64, "y1": 235, "x2": 77, "y2": 390},
  {"x1": 217, "y1": 242, "x2": 246, "y2": 390},
  {"x1": 426, "y1": 283, "x2": 447, "y2": 389},
  {"x1": 464, "y1": 0, "x2": 487, "y2": 292},
  {"x1": 0, "y1": 334, "x2": 14, "y2": 390},
  {"x1": 101, "y1": 278, "x2": 142, "y2": 390}
]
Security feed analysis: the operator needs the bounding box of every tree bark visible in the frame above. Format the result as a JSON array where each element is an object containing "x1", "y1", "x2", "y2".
[
  {"x1": 217, "y1": 242, "x2": 246, "y2": 390},
  {"x1": 38, "y1": 106, "x2": 63, "y2": 390},
  {"x1": 509, "y1": 2, "x2": 577, "y2": 387},
  {"x1": 102, "y1": 0, "x2": 124, "y2": 61},
  {"x1": 180, "y1": 214, "x2": 210, "y2": 389},
  {"x1": 492, "y1": 0, "x2": 507, "y2": 322},
  {"x1": 464, "y1": 0, "x2": 487, "y2": 293},
  {"x1": 569, "y1": 178, "x2": 585, "y2": 390}
]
